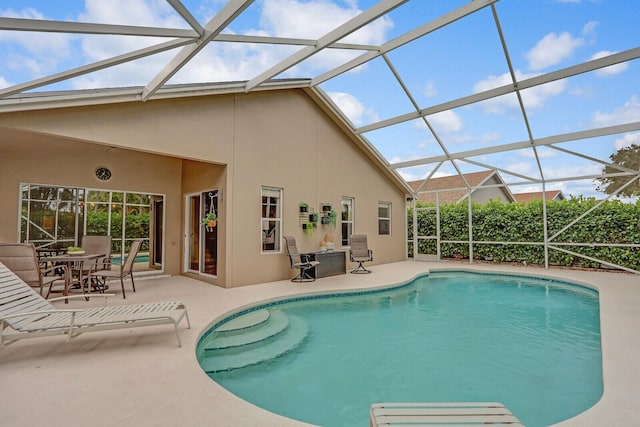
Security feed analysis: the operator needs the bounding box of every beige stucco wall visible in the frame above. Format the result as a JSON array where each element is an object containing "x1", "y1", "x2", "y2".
[{"x1": 0, "y1": 88, "x2": 408, "y2": 287}]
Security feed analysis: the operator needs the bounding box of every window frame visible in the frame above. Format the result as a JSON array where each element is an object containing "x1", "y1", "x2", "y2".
[
  {"x1": 378, "y1": 201, "x2": 391, "y2": 236},
  {"x1": 341, "y1": 196, "x2": 354, "y2": 246},
  {"x1": 261, "y1": 186, "x2": 282, "y2": 254}
]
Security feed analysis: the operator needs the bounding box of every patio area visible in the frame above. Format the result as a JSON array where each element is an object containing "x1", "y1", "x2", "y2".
[{"x1": 1, "y1": 261, "x2": 639, "y2": 426}]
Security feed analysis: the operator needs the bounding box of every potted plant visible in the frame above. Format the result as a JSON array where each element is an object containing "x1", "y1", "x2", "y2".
[
  {"x1": 321, "y1": 203, "x2": 332, "y2": 212},
  {"x1": 309, "y1": 212, "x2": 319, "y2": 223},
  {"x1": 299, "y1": 202, "x2": 308, "y2": 213},
  {"x1": 201, "y1": 211, "x2": 217, "y2": 231},
  {"x1": 67, "y1": 246, "x2": 85, "y2": 255}
]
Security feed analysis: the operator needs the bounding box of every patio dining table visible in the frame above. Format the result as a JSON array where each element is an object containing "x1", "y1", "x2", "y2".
[{"x1": 46, "y1": 252, "x2": 107, "y2": 299}]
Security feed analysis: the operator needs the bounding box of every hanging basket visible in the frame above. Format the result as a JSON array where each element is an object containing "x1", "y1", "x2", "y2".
[{"x1": 206, "y1": 219, "x2": 217, "y2": 231}]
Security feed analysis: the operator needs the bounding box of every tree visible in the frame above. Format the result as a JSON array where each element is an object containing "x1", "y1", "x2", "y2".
[{"x1": 595, "y1": 143, "x2": 640, "y2": 197}]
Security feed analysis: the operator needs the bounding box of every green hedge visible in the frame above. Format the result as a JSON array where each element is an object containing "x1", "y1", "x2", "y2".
[{"x1": 408, "y1": 197, "x2": 640, "y2": 270}]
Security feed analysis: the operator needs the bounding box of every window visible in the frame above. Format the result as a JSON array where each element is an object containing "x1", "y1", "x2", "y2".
[
  {"x1": 378, "y1": 202, "x2": 391, "y2": 235},
  {"x1": 261, "y1": 187, "x2": 282, "y2": 252},
  {"x1": 341, "y1": 197, "x2": 354, "y2": 246},
  {"x1": 19, "y1": 183, "x2": 160, "y2": 270}
]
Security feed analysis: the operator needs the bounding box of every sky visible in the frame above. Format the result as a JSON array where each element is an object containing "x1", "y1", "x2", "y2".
[{"x1": 1, "y1": 0, "x2": 639, "y2": 199}]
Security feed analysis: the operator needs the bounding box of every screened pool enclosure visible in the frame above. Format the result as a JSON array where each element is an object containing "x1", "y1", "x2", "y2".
[{"x1": 1, "y1": 1, "x2": 638, "y2": 275}]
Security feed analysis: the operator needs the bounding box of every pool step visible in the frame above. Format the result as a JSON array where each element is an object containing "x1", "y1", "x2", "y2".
[
  {"x1": 200, "y1": 311, "x2": 308, "y2": 373},
  {"x1": 216, "y1": 309, "x2": 270, "y2": 333},
  {"x1": 203, "y1": 310, "x2": 289, "y2": 350}
]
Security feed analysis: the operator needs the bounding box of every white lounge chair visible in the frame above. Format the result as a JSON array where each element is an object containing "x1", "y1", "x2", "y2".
[{"x1": 0, "y1": 261, "x2": 190, "y2": 347}]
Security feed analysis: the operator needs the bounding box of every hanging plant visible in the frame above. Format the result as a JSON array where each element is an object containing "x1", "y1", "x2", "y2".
[
  {"x1": 303, "y1": 222, "x2": 314, "y2": 237},
  {"x1": 201, "y1": 191, "x2": 218, "y2": 231},
  {"x1": 299, "y1": 202, "x2": 308, "y2": 212},
  {"x1": 201, "y1": 211, "x2": 217, "y2": 231},
  {"x1": 329, "y1": 210, "x2": 337, "y2": 227}
]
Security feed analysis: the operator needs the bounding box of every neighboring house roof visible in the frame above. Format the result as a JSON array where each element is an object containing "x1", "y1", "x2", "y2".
[
  {"x1": 513, "y1": 190, "x2": 565, "y2": 202},
  {"x1": 407, "y1": 170, "x2": 515, "y2": 204}
]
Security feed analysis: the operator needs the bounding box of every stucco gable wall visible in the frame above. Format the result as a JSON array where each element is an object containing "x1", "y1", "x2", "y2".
[{"x1": 230, "y1": 90, "x2": 406, "y2": 286}]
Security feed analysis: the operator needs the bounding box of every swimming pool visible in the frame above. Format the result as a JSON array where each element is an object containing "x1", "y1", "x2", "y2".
[{"x1": 197, "y1": 271, "x2": 602, "y2": 427}]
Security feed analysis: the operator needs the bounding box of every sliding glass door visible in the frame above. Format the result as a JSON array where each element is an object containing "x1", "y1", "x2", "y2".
[{"x1": 186, "y1": 190, "x2": 218, "y2": 277}]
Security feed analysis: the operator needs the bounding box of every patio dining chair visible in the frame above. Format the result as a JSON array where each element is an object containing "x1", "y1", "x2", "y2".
[
  {"x1": 349, "y1": 234, "x2": 373, "y2": 274},
  {"x1": 76, "y1": 235, "x2": 112, "y2": 292},
  {"x1": 88, "y1": 239, "x2": 142, "y2": 299},
  {"x1": 0, "y1": 243, "x2": 68, "y2": 298},
  {"x1": 283, "y1": 236, "x2": 319, "y2": 282}
]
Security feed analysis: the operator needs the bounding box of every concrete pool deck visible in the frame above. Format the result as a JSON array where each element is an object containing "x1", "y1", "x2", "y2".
[{"x1": 1, "y1": 261, "x2": 638, "y2": 426}]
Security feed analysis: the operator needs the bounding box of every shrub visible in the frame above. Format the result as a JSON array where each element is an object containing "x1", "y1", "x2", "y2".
[{"x1": 407, "y1": 197, "x2": 640, "y2": 270}]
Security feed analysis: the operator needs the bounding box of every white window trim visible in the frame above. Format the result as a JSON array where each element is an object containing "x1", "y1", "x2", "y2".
[
  {"x1": 378, "y1": 201, "x2": 392, "y2": 236},
  {"x1": 261, "y1": 186, "x2": 283, "y2": 254},
  {"x1": 341, "y1": 196, "x2": 354, "y2": 247}
]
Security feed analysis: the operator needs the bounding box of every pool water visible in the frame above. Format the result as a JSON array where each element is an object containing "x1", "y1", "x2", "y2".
[
  {"x1": 199, "y1": 271, "x2": 602, "y2": 427},
  {"x1": 110, "y1": 254, "x2": 149, "y2": 265}
]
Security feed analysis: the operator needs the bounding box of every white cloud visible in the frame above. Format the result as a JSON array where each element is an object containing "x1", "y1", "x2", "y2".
[
  {"x1": 504, "y1": 161, "x2": 535, "y2": 176},
  {"x1": 592, "y1": 95, "x2": 640, "y2": 127},
  {"x1": 582, "y1": 21, "x2": 598, "y2": 38},
  {"x1": 613, "y1": 132, "x2": 640, "y2": 150},
  {"x1": 0, "y1": 75, "x2": 11, "y2": 89},
  {"x1": 78, "y1": 0, "x2": 185, "y2": 27},
  {"x1": 591, "y1": 51, "x2": 629, "y2": 77},
  {"x1": 525, "y1": 31, "x2": 583, "y2": 71},
  {"x1": 473, "y1": 70, "x2": 566, "y2": 114},
  {"x1": 479, "y1": 132, "x2": 501, "y2": 144},
  {"x1": 519, "y1": 147, "x2": 558, "y2": 159},
  {"x1": 423, "y1": 80, "x2": 437, "y2": 98},
  {"x1": 0, "y1": 8, "x2": 73, "y2": 78},
  {"x1": 260, "y1": 0, "x2": 391, "y2": 44},
  {"x1": 542, "y1": 163, "x2": 602, "y2": 180},
  {"x1": 428, "y1": 110, "x2": 462, "y2": 134},
  {"x1": 327, "y1": 91, "x2": 378, "y2": 126}
]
